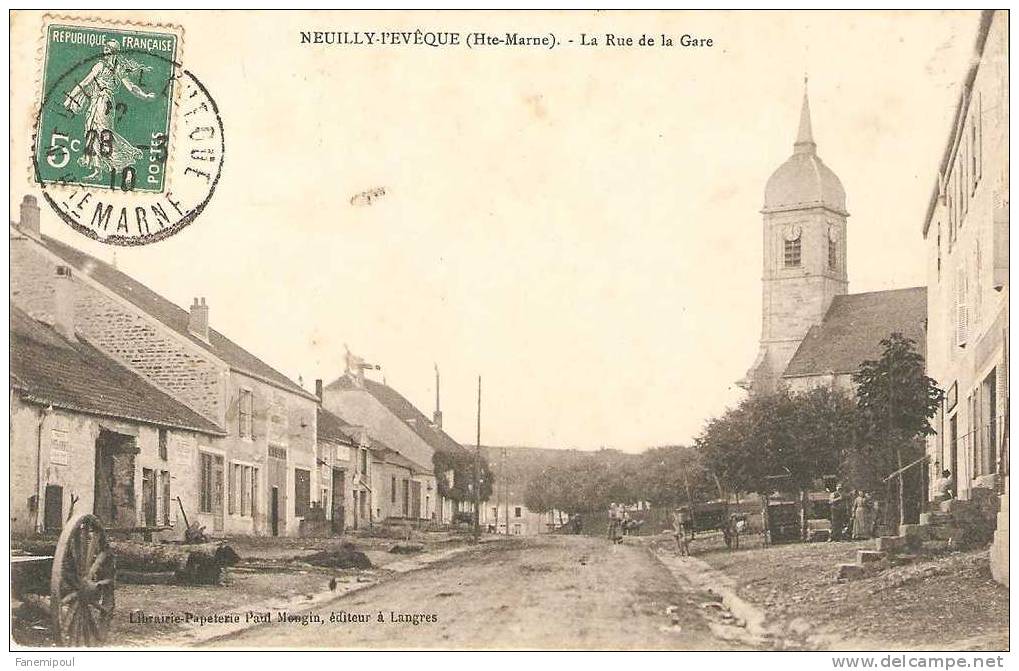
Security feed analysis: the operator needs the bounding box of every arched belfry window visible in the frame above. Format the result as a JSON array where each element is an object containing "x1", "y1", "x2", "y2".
[
  {"x1": 783, "y1": 226, "x2": 802, "y2": 267},
  {"x1": 828, "y1": 225, "x2": 838, "y2": 269}
]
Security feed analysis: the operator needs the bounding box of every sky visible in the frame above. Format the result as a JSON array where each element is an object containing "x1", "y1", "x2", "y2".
[{"x1": 10, "y1": 10, "x2": 981, "y2": 452}]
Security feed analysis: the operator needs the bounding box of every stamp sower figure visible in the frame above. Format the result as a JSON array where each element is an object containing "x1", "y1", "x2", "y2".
[{"x1": 64, "y1": 39, "x2": 155, "y2": 178}]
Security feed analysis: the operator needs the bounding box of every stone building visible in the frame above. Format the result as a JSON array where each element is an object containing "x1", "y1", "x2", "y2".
[
  {"x1": 321, "y1": 356, "x2": 448, "y2": 524},
  {"x1": 11, "y1": 198, "x2": 320, "y2": 537},
  {"x1": 10, "y1": 304, "x2": 223, "y2": 536},
  {"x1": 315, "y1": 404, "x2": 373, "y2": 532},
  {"x1": 918, "y1": 11, "x2": 1008, "y2": 582},
  {"x1": 741, "y1": 85, "x2": 927, "y2": 394},
  {"x1": 480, "y1": 445, "x2": 569, "y2": 535}
]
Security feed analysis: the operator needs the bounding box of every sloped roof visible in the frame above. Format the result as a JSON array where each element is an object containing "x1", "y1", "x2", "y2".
[
  {"x1": 326, "y1": 374, "x2": 468, "y2": 458},
  {"x1": 317, "y1": 406, "x2": 355, "y2": 445},
  {"x1": 782, "y1": 287, "x2": 927, "y2": 378},
  {"x1": 10, "y1": 305, "x2": 224, "y2": 435},
  {"x1": 38, "y1": 234, "x2": 315, "y2": 400}
]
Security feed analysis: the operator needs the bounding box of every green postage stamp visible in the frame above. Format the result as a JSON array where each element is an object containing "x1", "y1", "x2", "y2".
[
  {"x1": 32, "y1": 17, "x2": 224, "y2": 245},
  {"x1": 36, "y1": 22, "x2": 178, "y2": 193}
]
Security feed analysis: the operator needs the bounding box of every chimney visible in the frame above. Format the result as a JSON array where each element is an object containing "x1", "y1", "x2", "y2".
[
  {"x1": 315, "y1": 379, "x2": 323, "y2": 400},
  {"x1": 19, "y1": 195, "x2": 40, "y2": 239},
  {"x1": 188, "y1": 297, "x2": 209, "y2": 340},
  {"x1": 52, "y1": 265, "x2": 75, "y2": 340}
]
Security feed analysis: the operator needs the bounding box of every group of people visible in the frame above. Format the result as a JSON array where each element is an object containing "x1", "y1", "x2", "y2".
[
  {"x1": 828, "y1": 484, "x2": 882, "y2": 541},
  {"x1": 607, "y1": 503, "x2": 642, "y2": 543}
]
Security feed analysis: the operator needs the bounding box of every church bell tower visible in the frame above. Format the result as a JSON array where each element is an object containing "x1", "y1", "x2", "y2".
[{"x1": 741, "y1": 81, "x2": 849, "y2": 394}]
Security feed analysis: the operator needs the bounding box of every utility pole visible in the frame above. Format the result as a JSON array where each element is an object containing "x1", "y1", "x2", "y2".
[
  {"x1": 503, "y1": 446, "x2": 509, "y2": 535},
  {"x1": 473, "y1": 375, "x2": 481, "y2": 543}
]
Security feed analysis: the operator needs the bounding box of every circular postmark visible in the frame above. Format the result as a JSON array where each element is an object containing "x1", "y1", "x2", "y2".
[{"x1": 33, "y1": 36, "x2": 224, "y2": 246}]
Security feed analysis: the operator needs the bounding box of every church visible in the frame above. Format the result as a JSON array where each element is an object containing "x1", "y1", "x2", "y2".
[{"x1": 740, "y1": 83, "x2": 927, "y2": 395}]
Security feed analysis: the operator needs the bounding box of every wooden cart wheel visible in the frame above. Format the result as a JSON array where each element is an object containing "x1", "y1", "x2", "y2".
[{"x1": 50, "y1": 513, "x2": 116, "y2": 646}]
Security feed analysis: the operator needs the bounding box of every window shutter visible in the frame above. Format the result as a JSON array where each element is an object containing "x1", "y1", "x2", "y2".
[{"x1": 956, "y1": 267, "x2": 969, "y2": 347}]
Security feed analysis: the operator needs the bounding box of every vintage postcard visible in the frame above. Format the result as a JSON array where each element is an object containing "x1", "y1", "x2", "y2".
[{"x1": 6, "y1": 9, "x2": 1010, "y2": 658}]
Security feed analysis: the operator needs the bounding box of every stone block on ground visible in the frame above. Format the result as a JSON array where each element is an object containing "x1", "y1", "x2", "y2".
[
  {"x1": 857, "y1": 549, "x2": 886, "y2": 564},
  {"x1": 875, "y1": 535, "x2": 905, "y2": 553},
  {"x1": 836, "y1": 563, "x2": 866, "y2": 581}
]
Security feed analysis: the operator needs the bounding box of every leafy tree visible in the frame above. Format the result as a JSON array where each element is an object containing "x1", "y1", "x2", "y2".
[
  {"x1": 434, "y1": 450, "x2": 494, "y2": 504},
  {"x1": 852, "y1": 333, "x2": 944, "y2": 524}
]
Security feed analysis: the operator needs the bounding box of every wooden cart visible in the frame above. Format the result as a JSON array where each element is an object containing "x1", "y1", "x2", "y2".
[{"x1": 11, "y1": 513, "x2": 117, "y2": 646}]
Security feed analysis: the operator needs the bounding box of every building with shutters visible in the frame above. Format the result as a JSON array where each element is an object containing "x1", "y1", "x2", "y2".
[
  {"x1": 921, "y1": 12, "x2": 1008, "y2": 505},
  {"x1": 11, "y1": 199, "x2": 320, "y2": 537},
  {"x1": 10, "y1": 304, "x2": 223, "y2": 536}
]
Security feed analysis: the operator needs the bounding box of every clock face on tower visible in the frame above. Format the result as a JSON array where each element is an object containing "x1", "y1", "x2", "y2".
[{"x1": 784, "y1": 225, "x2": 802, "y2": 241}]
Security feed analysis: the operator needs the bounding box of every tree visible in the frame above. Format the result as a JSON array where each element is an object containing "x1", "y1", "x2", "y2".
[
  {"x1": 434, "y1": 450, "x2": 494, "y2": 505},
  {"x1": 852, "y1": 333, "x2": 944, "y2": 525}
]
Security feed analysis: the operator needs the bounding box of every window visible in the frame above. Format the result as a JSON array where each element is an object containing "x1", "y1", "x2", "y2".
[
  {"x1": 402, "y1": 479, "x2": 410, "y2": 516},
  {"x1": 199, "y1": 452, "x2": 223, "y2": 514},
  {"x1": 238, "y1": 389, "x2": 253, "y2": 438},
  {"x1": 158, "y1": 429, "x2": 168, "y2": 460},
  {"x1": 936, "y1": 224, "x2": 942, "y2": 280},
  {"x1": 492, "y1": 507, "x2": 498, "y2": 519},
  {"x1": 391, "y1": 475, "x2": 397, "y2": 503},
  {"x1": 295, "y1": 468, "x2": 311, "y2": 517},
  {"x1": 359, "y1": 448, "x2": 369, "y2": 475},
  {"x1": 161, "y1": 471, "x2": 171, "y2": 525},
  {"x1": 783, "y1": 238, "x2": 801, "y2": 267},
  {"x1": 512, "y1": 524, "x2": 522, "y2": 535},
  {"x1": 828, "y1": 238, "x2": 837, "y2": 270}
]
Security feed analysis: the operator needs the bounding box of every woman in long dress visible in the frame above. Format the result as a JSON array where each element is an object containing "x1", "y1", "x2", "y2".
[{"x1": 852, "y1": 492, "x2": 872, "y2": 540}]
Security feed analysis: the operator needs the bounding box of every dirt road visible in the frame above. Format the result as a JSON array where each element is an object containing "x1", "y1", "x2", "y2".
[{"x1": 207, "y1": 534, "x2": 743, "y2": 650}]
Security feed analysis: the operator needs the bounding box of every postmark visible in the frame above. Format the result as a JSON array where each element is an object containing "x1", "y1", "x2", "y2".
[{"x1": 32, "y1": 17, "x2": 224, "y2": 245}]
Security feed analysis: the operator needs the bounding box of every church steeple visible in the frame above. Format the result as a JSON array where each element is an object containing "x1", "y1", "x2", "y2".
[{"x1": 794, "y1": 77, "x2": 816, "y2": 155}]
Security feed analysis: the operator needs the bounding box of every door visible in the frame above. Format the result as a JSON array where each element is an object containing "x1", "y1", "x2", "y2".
[
  {"x1": 411, "y1": 481, "x2": 422, "y2": 519},
  {"x1": 43, "y1": 484, "x2": 64, "y2": 533},
  {"x1": 331, "y1": 468, "x2": 346, "y2": 534},
  {"x1": 142, "y1": 468, "x2": 157, "y2": 527},
  {"x1": 94, "y1": 430, "x2": 138, "y2": 527},
  {"x1": 267, "y1": 449, "x2": 287, "y2": 536},
  {"x1": 270, "y1": 487, "x2": 280, "y2": 537}
]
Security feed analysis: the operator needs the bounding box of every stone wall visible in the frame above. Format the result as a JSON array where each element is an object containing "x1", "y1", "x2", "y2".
[{"x1": 10, "y1": 238, "x2": 226, "y2": 424}]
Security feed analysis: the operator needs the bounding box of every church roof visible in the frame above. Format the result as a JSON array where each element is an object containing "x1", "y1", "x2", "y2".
[
  {"x1": 764, "y1": 84, "x2": 848, "y2": 216},
  {"x1": 782, "y1": 287, "x2": 927, "y2": 379}
]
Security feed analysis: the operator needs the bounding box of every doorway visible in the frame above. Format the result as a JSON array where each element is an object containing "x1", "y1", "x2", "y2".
[
  {"x1": 142, "y1": 468, "x2": 157, "y2": 527},
  {"x1": 331, "y1": 468, "x2": 346, "y2": 534},
  {"x1": 270, "y1": 487, "x2": 280, "y2": 537},
  {"x1": 267, "y1": 448, "x2": 287, "y2": 536},
  {"x1": 43, "y1": 484, "x2": 63, "y2": 533},
  {"x1": 94, "y1": 430, "x2": 138, "y2": 527}
]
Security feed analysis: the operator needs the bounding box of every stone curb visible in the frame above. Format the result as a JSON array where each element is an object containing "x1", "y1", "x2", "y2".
[{"x1": 652, "y1": 549, "x2": 769, "y2": 638}]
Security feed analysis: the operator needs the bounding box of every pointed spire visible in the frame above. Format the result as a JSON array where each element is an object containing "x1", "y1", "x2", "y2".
[{"x1": 794, "y1": 75, "x2": 816, "y2": 155}]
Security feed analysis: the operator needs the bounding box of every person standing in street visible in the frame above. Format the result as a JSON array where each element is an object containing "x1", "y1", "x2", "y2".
[{"x1": 829, "y1": 484, "x2": 846, "y2": 541}]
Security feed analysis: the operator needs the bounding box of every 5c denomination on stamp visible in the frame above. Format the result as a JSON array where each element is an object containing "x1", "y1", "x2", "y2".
[{"x1": 32, "y1": 17, "x2": 225, "y2": 245}]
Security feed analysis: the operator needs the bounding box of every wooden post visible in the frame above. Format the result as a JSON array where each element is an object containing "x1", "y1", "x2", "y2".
[{"x1": 473, "y1": 376, "x2": 481, "y2": 543}]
